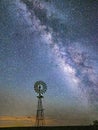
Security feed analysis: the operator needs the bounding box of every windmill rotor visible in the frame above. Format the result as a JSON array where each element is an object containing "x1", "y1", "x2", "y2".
[{"x1": 34, "y1": 81, "x2": 47, "y2": 94}]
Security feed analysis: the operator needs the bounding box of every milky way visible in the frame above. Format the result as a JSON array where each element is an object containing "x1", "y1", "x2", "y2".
[
  {"x1": 20, "y1": 0, "x2": 98, "y2": 104},
  {"x1": 0, "y1": 0, "x2": 98, "y2": 126}
]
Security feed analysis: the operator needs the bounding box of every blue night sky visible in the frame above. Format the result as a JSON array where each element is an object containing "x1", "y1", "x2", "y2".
[{"x1": 0, "y1": 0, "x2": 98, "y2": 126}]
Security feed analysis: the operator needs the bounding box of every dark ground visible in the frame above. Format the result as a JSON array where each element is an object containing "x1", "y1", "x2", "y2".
[{"x1": 0, "y1": 126, "x2": 98, "y2": 130}]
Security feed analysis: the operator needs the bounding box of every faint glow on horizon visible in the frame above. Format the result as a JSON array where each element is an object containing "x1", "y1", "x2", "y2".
[{"x1": 0, "y1": 116, "x2": 93, "y2": 127}]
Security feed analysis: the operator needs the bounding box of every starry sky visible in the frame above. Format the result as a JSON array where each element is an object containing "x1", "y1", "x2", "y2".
[{"x1": 0, "y1": 0, "x2": 98, "y2": 126}]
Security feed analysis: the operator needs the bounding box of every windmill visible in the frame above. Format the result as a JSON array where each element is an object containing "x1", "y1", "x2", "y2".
[{"x1": 34, "y1": 81, "x2": 47, "y2": 127}]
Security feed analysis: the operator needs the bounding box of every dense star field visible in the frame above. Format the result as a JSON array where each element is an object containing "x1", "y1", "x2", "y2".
[{"x1": 0, "y1": 0, "x2": 98, "y2": 127}]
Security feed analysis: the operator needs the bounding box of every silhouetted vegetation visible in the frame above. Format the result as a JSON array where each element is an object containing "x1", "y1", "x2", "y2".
[
  {"x1": 0, "y1": 126, "x2": 98, "y2": 130},
  {"x1": 93, "y1": 120, "x2": 98, "y2": 126}
]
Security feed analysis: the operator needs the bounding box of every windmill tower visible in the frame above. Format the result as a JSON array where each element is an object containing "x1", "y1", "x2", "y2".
[{"x1": 34, "y1": 81, "x2": 47, "y2": 127}]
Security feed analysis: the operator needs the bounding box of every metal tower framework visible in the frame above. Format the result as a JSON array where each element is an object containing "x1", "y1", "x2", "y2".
[
  {"x1": 36, "y1": 92, "x2": 45, "y2": 126},
  {"x1": 34, "y1": 81, "x2": 47, "y2": 127}
]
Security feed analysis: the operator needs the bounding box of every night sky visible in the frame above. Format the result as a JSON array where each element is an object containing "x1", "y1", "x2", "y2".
[{"x1": 0, "y1": 0, "x2": 98, "y2": 126}]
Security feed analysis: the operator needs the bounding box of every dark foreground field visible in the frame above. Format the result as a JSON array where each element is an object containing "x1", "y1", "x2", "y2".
[{"x1": 0, "y1": 126, "x2": 98, "y2": 130}]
